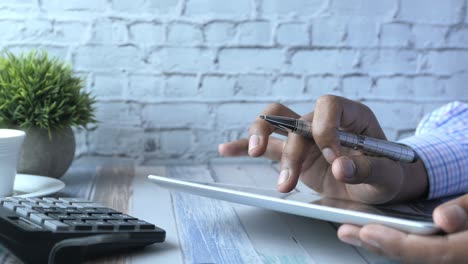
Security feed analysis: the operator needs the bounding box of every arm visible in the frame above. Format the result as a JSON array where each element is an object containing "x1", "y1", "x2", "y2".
[{"x1": 400, "y1": 101, "x2": 468, "y2": 199}]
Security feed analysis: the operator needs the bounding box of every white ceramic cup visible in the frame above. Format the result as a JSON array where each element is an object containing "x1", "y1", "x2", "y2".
[{"x1": 0, "y1": 129, "x2": 26, "y2": 197}]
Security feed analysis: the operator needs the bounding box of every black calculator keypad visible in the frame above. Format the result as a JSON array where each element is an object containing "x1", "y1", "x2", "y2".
[
  {"x1": 0, "y1": 197, "x2": 157, "y2": 232},
  {"x1": 0, "y1": 196, "x2": 165, "y2": 263}
]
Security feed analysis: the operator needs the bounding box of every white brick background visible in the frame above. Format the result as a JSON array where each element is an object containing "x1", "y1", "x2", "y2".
[{"x1": 2, "y1": 0, "x2": 467, "y2": 163}]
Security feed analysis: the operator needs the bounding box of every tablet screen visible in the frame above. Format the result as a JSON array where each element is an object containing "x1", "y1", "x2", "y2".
[{"x1": 199, "y1": 182, "x2": 438, "y2": 222}]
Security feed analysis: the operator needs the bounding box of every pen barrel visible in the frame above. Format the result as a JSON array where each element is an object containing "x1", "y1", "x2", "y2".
[
  {"x1": 294, "y1": 120, "x2": 314, "y2": 138},
  {"x1": 337, "y1": 131, "x2": 416, "y2": 163},
  {"x1": 273, "y1": 118, "x2": 416, "y2": 163}
]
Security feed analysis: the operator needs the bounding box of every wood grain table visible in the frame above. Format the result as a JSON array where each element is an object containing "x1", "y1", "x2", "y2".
[{"x1": 0, "y1": 157, "x2": 397, "y2": 264}]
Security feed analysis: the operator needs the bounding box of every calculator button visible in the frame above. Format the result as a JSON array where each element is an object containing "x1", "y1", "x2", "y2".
[
  {"x1": 63, "y1": 220, "x2": 93, "y2": 231},
  {"x1": 49, "y1": 214, "x2": 77, "y2": 221},
  {"x1": 62, "y1": 208, "x2": 81, "y2": 213},
  {"x1": 41, "y1": 198, "x2": 61, "y2": 203},
  {"x1": 96, "y1": 208, "x2": 120, "y2": 214},
  {"x1": 111, "y1": 214, "x2": 138, "y2": 220},
  {"x1": 34, "y1": 208, "x2": 63, "y2": 214},
  {"x1": 90, "y1": 214, "x2": 120, "y2": 220},
  {"x1": 23, "y1": 198, "x2": 41, "y2": 203},
  {"x1": 35, "y1": 203, "x2": 56, "y2": 209},
  {"x1": 18, "y1": 202, "x2": 38, "y2": 208},
  {"x1": 0, "y1": 198, "x2": 11, "y2": 203},
  {"x1": 80, "y1": 208, "x2": 102, "y2": 214},
  {"x1": 4, "y1": 197, "x2": 28, "y2": 203},
  {"x1": 128, "y1": 220, "x2": 156, "y2": 230},
  {"x1": 44, "y1": 220, "x2": 70, "y2": 231},
  {"x1": 85, "y1": 220, "x2": 114, "y2": 230},
  {"x1": 69, "y1": 214, "x2": 99, "y2": 221},
  {"x1": 29, "y1": 213, "x2": 53, "y2": 225},
  {"x1": 107, "y1": 220, "x2": 135, "y2": 230},
  {"x1": 53, "y1": 203, "x2": 76, "y2": 209},
  {"x1": 11, "y1": 206, "x2": 25, "y2": 213},
  {"x1": 16, "y1": 207, "x2": 38, "y2": 217},
  {"x1": 3, "y1": 202, "x2": 21, "y2": 211}
]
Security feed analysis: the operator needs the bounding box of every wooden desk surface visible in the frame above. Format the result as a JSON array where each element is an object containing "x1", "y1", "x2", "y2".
[{"x1": 0, "y1": 157, "x2": 397, "y2": 263}]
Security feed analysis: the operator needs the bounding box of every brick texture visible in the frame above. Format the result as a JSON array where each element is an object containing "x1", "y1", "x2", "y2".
[{"x1": 4, "y1": 0, "x2": 467, "y2": 163}]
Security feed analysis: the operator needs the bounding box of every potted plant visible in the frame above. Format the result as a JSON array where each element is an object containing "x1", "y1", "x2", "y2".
[{"x1": 0, "y1": 50, "x2": 96, "y2": 178}]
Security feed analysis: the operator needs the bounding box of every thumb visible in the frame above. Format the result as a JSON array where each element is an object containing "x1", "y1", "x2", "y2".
[
  {"x1": 331, "y1": 155, "x2": 405, "y2": 204},
  {"x1": 433, "y1": 194, "x2": 468, "y2": 233},
  {"x1": 332, "y1": 155, "x2": 402, "y2": 186}
]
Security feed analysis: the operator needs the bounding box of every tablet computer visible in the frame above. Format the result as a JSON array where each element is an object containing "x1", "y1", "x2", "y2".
[{"x1": 148, "y1": 175, "x2": 441, "y2": 235}]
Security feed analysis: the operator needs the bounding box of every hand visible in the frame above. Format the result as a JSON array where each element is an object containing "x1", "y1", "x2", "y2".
[
  {"x1": 218, "y1": 95, "x2": 428, "y2": 204},
  {"x1": 338, "y1": 194, "x2": 468, "y2": 263}
]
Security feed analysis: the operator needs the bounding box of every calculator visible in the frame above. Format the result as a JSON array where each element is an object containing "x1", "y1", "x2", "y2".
[{"x1": 0, "y1": 197, "x2": 165, "y2": 264}]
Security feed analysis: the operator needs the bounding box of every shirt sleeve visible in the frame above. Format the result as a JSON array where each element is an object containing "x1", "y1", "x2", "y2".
[{"x1": 399, "y1": 101, "x2": 468, "y2": 199}]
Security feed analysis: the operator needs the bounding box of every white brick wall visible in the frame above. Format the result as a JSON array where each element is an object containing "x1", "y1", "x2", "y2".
[{"x1": 2, "y1": 0, "x2": 467, "y2": 163}]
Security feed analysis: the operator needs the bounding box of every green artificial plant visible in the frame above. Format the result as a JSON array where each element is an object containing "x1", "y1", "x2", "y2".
[{"x1": 0, "y1": 50, "x2": 96, "y2": 134}]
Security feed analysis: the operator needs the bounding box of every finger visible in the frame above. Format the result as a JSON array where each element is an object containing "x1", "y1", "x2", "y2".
[
  {"x1": 331, "y1": 155, "x2": 404, "y2": 204},
  {"x1": 277, "y1": 130, "x2": 311, "y2": 193},
  {"x1": 218, "y1": 139, "x2": 249, "y2": 157},
  {"x1": 340, "y1": 224, "x2": 468, "y2": 263},
  {"x1": 358, "y1": 224, "x2": 468, "y2": 263},
  {"x1": 337, "y1": 224, "x2": 364, "y2": 248},
  {"x1": 277, "y1": 112, "x2": 315, "y2": 193},
  {"x1": 312, "y1": 95, "x2": 385, "y2": 163},
  {"x1": 433, "y1": 194, "x2": 468, "y2": 233},
  {"x1": 248, "y1": 103, "x2": 300, "y2": 157},
  {"x1": 332, "y1": 155, "x2": 399, "y2": 185},
  {"x1": 218, "y1": 137, "x2": 285, "y2": 161},
  {"x1": 332, "y1": 154, "x2": 428, "y2": 204}
]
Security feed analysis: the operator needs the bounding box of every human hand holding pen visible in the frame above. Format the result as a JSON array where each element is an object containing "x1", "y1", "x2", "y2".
[
  {"x1": 218, "y1": 95, "x2": 429, "y2": 204},
  {"x1": 259, "y1": 115, "x2": 418, "y2": 163}
]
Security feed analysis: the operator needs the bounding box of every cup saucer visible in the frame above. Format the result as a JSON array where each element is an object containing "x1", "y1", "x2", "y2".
[{"x1": 7, "y1": 174, "x2": 66, "y2": 198}]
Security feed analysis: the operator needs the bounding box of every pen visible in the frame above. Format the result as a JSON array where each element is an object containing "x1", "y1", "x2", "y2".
[{"x1": 260, "y1": 115, "x2": 417, "y2": 163}]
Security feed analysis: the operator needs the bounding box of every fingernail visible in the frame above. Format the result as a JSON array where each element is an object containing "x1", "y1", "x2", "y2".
[
  {"x1": 343, "y1": 158, "x2": 356, "y2": 180},
  {"x1": 442, "y1": 204, "x2": 467, "y2": 228},
  {"x1": 248, "y1": 135, "x2": 260, "y2": 152},
  {"x1": 340, "y1": 236, "x2": 362, "y2": 247},
  {"x1": 278, "y1": 169, "x2": 289, "y2": 185},
  {"x1": 322, "y1": 148, "x2": 337, "y2": 163},
  {"x1": 218, "y1": 143, "x2": 224, "y2": 153}
]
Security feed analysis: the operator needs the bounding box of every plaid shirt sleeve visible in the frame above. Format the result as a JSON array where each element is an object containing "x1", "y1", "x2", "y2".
[{"x1": 399, "y1": 101, "x2": 468, "y2": 199}]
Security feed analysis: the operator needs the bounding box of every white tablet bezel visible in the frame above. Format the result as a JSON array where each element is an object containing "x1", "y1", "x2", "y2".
[{"x1": 148, "y1": 175, "x2": 440, "y2": 235}]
